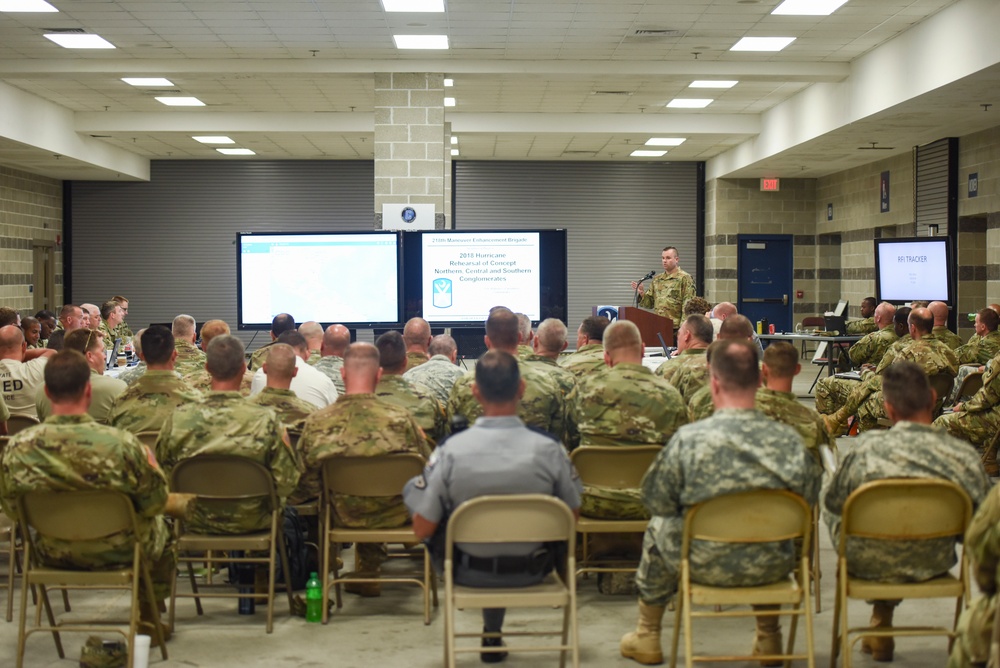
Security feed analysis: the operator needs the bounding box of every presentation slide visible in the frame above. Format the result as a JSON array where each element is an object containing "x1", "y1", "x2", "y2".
[
  {"x1": 421, "y1": 232, "x2": 541, "y2": 322},
  {"x1": 239, "y1": 233, "x2": 399, "y2": 326},
  {"x1": 877, "y1": 240, "x2": 949, "y2": 302}
]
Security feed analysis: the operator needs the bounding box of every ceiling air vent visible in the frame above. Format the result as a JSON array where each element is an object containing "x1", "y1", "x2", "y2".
[
  {"x1": 42, "y1": 27, "x2": 86, "y2": 33},
  {"x1": 858, "y1": 142, "x2": 895, "y2": 150},
  {"x1": 632, "y1": 28, "x2": 683, "y2": 38},
  {"x1": 591, "y1": 91, "x2": 633, "y2": 96}
]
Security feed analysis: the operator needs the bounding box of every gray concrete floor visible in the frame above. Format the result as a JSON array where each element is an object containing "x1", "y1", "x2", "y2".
[{"x1": 0, "y1": 365, "x2": 982, "y2": 667}]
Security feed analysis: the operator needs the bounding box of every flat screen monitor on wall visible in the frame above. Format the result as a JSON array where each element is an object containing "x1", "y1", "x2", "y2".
[
  {"x1": 401, "y1": 229, "x2": 568, "y2": 326},
  {"x1": 237, "y1": 231, "x2": 402, "y2": 329},
  {"x1": 874, "y1": 236, "x2": 954, "y2": 305}
]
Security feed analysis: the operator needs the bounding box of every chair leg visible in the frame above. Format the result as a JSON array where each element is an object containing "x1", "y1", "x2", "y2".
[
  {"x1": 266, "y1": 519, "x2": 278, "y2": 634},
  {"x1": 60, "y1": 588, "x2": 71, "y2": 613},
  {"x1": 276, "y1": 524, "x2": 296, "y2": 613},
  {"x1": 321, "y1": 524, "x2": 332, "y2": 625},
  {"x1": 186, "y1": 557, "x2": 204, "y2": 615},
  {"x1": 808, "y1": 365, "x2": 825, "y2": 394},
  {"x1": 38, "y1": 585, "x2": 65, "y2": 659},
  {"x1": 670, "y1": 595, "x2": 682, "y2": 668}
]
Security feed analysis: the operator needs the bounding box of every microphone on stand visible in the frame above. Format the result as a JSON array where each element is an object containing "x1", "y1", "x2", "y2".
[
  {"x1": 638, "y1": 270, "x2": 656, "y2": 282},
  {"x1": 633, "y1": 270, "x2": 656, "y2": 306}
]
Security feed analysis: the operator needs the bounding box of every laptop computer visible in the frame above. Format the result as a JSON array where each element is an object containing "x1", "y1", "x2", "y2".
[{"x1": 104, "y1": 337, "x2": 121, "y2": 371}]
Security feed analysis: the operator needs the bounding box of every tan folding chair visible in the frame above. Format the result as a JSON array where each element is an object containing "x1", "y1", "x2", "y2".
[
  {"x1": 830, "y1": 478, "x2": 972, "y2": 668},
  {"x1": 954, "y1": 369, "x2": 984, "y2": 403},
  {"x1": 6, "y1": 415, "x2": 39, "y2": 435},
  {"x1": 671, "y1": 489, "x2": 815, "y2": 668},
  {"x1": 14, "y1": 490, "x2": 167, "y2": 668},
  {"x1": 1, "y1": 511, "x2": 22, "y2": 622},
  {"x1": 320, "y1": 453, "x2": 436, "y2": 624},
  {"x1": 569, "y1": 445, "x2": 659, "y2": 576},
  {"x1": 929, "y1": 372, "x2": 957, "y2": 418},
  {"x1": 135, "y1": 431, "x2": 160, "y2": 449},
  {"x1": 444, "y1": 494, "x2": 579, "y2": 668},
  {"x1": 169, "y1": 455, "x2": 294, "y2": 634}
]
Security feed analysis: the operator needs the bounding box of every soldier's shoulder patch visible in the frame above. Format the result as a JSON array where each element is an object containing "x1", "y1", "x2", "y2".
[{"x1": 413, "y1": 475, "x2": 427, "y2": 490}]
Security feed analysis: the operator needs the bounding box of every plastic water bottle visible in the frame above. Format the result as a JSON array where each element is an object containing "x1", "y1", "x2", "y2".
[{"x1": 305, "y1": 572, "x2": 322, "y2": 623}]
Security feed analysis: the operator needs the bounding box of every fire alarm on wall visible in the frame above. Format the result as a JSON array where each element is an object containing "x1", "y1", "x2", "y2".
[{"x1": 796, "y1": 290, "x2": 804, "y2": 299}]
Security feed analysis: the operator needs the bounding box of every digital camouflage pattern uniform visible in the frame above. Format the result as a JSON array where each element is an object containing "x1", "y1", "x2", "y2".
[
  {"x1": 949, "y1": 484, "x2": 1000, "y2": 668},
  {"x1": 113, "y1": 320, "x2": 133, "y2": 344},
  {"x1": 184, "y1": 368, "x2": 254, "y2": 396},
  {"x1": 403, "y1": 354, "x2": 465, "y2": 405},
  {"x1": 654, "y1": 349, "x2": 709, "y2": 403},
  {"x1": 375, "y1": 374, "x2": 448, "y2": 448},
  {"x1": 847, "y1": 326, "x2": 899, "y2": 367},
  {"x1": 248, "y1": 342, "x2": 277, "y2": 373},
  {"x1": 306, "y1": 349, "x2": 321, "y2": 365},
  {"x1": 156, "y1": 392, "x2": 299, "y2": 534},
  {"x1": 296, "y1": 393, "x2": 429, "y2": 574},
  {"x1": 117, "y1": 361, "x2": 147, "y2": 386},
  {"x1": 0, "y1": 415, "x2": 175, "y2": 599},
  {"x1": 107, "y1": 369, "x2": 202, "y2": 434},
  {"x1": 755, "y1": 387, "x2": 834, "y2": 453},
  {"x1": 823, "y1": 420, "x2": 990, "y2": 583},
  {"x1": 687, "y1": 384, "x2": 715, "y2": 422},
  {"x1": 845, "y1": 316, "x2": 877, "y2": 335},
  {"x1": 956, "y1": 329, "x2": 1000, "y2": 366},
  {"x1": 248, "y1": 386, "x2": 316, "y2": 468},
  {"x1": 405, "y1": 351, "x2": 429, "y2": 371},
  {"x1": 636, "y1": 409, "x2": 822, "y2": 605},
  {"x1": 523, "y1": 354, "x2": 577, "y2": 402},
  {"x1": 935, "y1": 352, "x2": 1000, "y2": 449},
  {"x1": 173, "y1": 339, "x2": 207, "y2": 378},
  {"x1": 449, "y1": 358, "x2": 566, "y2": 442},
  {"x1": 637, "y1": 269, "x2": 695, "y2": 325},
  {"x1": 98, "y1": 319, "x2": 118, "y2": 347},
  {"x1": 567, "y1": 362, "x2": 687, "y2": 519},
  {"x1": 853, "y1": 334, "x2": 959, "y2": 431},
  {"x1": 516, "y1": 344, "x2": 534, "y2": 359},
  {"x1": 312, "y1": 355, "x2": 346, "y2": 396},
  {"x1": 934, "y1": 325, "x2": 964, "y2": 351},
  {"x1": 559, "y1": 343, "x2": 607, "y2": 378}
]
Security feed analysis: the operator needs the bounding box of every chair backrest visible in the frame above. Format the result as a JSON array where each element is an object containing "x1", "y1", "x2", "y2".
[
  {"x1": 19, "y1": 490, "x2": 136, "y2": 542},
  {"x1": 929, "y1": 372, "x2": 957, "y2": 414},
  {"x1": 135, "y1": 431, "x2": 159, "y2": 449},
  {"x1": 321, "y1": 453, "x2": 426, "y2": 498},
  {"x1": 7, "y1": 415, "x2": 39, "y2": 436},
  {"x1": 569, "y1": 446, "x2": 660, "y2": 489},
  {"x1": 839, "y1": 478, "x2": 972, "y2": 553},
  {"x1": 170, "y1": 455, "x2": 275, "y2": 504},
  {"x1": 446, "y1": 494, "x2": 576, "y2": 547},
  {"x1": 957, "y1": 371, "x2": 984, "y2": 399},
  {"x1": 681, "y1": 489, "x2": 810, "y2": 557},
  {"x1": 801, "y1": 316, "x2": 825, "y2": 329}
]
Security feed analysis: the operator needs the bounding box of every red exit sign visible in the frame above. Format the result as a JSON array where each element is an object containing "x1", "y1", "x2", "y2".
[{"x1": 760, "y1": 178, "x2": 780, "y2": 192}]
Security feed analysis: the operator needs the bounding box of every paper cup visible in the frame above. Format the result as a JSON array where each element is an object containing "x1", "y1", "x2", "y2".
[{"x1": 132, "y1": 634, "x2": 151, "y2": 668}]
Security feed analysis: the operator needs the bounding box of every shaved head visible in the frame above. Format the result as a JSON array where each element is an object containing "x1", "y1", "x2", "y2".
[
  {"x1": 928, "y1": 301, "x2": 949, "y2": 326},
  {"x1": 263, "y1": 343, "x2": 298, "y2": 383},
  {"x1": 322, "y1": 324, "x2": 351, "y2": 357},
  {"x1": 403, "y1": 317, "x2": 431, "y2": 351}
]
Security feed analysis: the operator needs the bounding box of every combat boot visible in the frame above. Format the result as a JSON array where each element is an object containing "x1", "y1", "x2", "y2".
[
  {"x1": 620, "y1": 599, "x2": 665, "y2": 665},
  {"x1": 861, "y1": 600, "x2": 896, "y2": 661},
  {"x1": 752, "y1": 605, "x2": 783, "y2": 667}
]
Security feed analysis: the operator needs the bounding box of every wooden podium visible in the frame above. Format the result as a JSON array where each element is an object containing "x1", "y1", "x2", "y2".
[{"x1": 593, "y1": 306, "x2": 673, "y2": 347}]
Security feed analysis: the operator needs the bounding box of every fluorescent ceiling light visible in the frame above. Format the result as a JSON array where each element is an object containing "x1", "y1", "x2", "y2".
[
  {"x1": 155, "y1": 96, "x2": 205, "y2": 106},
  {"x1": 730, "y1": 36, "x2": 795, "y2": 52},
  {"x1": 444, "y1": 97, "x2": 456, "y2": 107},
  {"x1": 645, "y1": 138, "x2": 686, "y2": 147},
  {"x1": 122, "y1": 77, "x2": 173, "y2": 87},
  {"x1": 450, "y1": 136, "x2": 458, "y2": 145},
  {"x1": 393, "y1": 34, "x2": 449, "y2": 49},
  {"x1": 443, "y1": 78, "x2": 454, "y2": 87},
  {"x1": 382, "y1": 0, "x2": 445, "y2": 12},
  {"x1": 217, "y1": 148, "x2": 255, "y2": 156},
  {"x1": 193, "y1": 136, "x2": 235, "y2": 144},
  {"x1": 689, "y1": 80, "x2": 737, "y2": 89},
  {"x1": 772, "y1": 0, "x2": 848, "y2": 15},
  {"x1": 666, "y1": 98, "x2": 713, "y2": 109},
  {"x1": 44, "y1": 33, "x2": 115, "y2": 49},
  {"x1": 631, "y1": 150, "x2": 667, "y2": 157},
  {"x1": 450, "y1": 148, "x2": 459, "y2": 156},
  {"x1": 0, "y1": 0, "x2": 58, "y2": 12}
]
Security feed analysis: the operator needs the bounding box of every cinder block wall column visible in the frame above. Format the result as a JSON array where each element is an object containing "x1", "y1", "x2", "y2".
[
  {"x1": 0, "y1": 166, "x2": 62, "y2": 312},
  {"x1": 373, "y1": 73, "x2": 448, "y2": 229}
]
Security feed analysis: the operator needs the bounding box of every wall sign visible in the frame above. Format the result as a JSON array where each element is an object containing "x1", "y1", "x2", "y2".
[
  {"x1": 969, "y1": 172, "x2": 979, "y2": 198},
  {"x1": 880, "y1": 171, "x2": 890, "y2": 213}
]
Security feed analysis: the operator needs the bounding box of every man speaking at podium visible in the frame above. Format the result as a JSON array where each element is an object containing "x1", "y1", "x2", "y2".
[{"x1": 629, "y1": 246, "x2": 696, "y2": 325}]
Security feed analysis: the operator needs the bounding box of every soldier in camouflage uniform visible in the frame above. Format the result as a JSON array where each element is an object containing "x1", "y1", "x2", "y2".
[
  {"x1": 183, "y1": 320, "x2": 254, "y2": 395},
  {"x1": 375, "y1": 331, "x2": 448, "y2": 448},
  {"x1": 247, "y1": 343, "x2": 316, "y2": 467},
  {"x1": 654, "y1": 314, "x2": 711, "y2": 402},
  {"x1": 34, "y1": 309, "x2": 57, "y2": 348},
  {"x1": 312, "y1": 323, "x2": 350, "y2": 396},
  {"x1": 36, "y1": 328, "x2": 127, "y2": 423},
  {"x1": 402, "y1": 317, "x2": 432, "y2": 370},
  {"x1": 248, "y1": 313, "x2": 296, "y2": 372},
  {"x1": 296, "y1": 342, "x2": 429, "y2": 592},
  {"x1": 515, "y1": 312, "x2": 535, "y2": 359},
  {"x1": 956, "y1": 307, "x2": 1000, "y2": 365},
  {"x1": 949, "y1": 484, "x2": 1000, "y2": 668},
  {"x1": 815, "y1": 302, "x2": 900, "y2": 414},
  {"x1": 684, "y1": 315, "x2": 759, "y2": 423},
  {"x1": 825, "y1": 361, "x2": 990, "y2": 662},
  {"x1": 450, "y1": 308, "x2": 566, "y2": 442},
  {"x1": 157, "y1": 335, "x2": 299, "y2": 535},
  {"x1": 108, "y1": 326, "x2": 201, "y2": 434},
  {"x1": 631, "y1": 246, "x2": 695, "y2": 326},
  {"x1": 298, "y1": 321, "x2": 324, "y2": 366},
  {"x1": 170, "y1": 314, "x2": 207, "y2": 379},
  {"x1": 934, "y1": 350, "x2": 1000, "y2": 454},
  {"x1": 117, "y1": 327, "x2": 148, "y2": 386},
  {"x1": 522, "y1": 318, "x2": 576, "y2": 402},
  {"x1": 560, "y1": 315, "x2": 610, "y2": 378},
  {"x1": 0, "y1": 350, "x2": 176, "y2": 604},
  {"x1": 110, "y1": 295, "x2": 134, "y2": 344},
  {"x1": 929, "y1": 300, "x2": 963, "y2": 350},
  {"x1": 403, "y1": 333, "x2": 465, "y2": 405},
  {"x1": 620, "y1": 339, "x2": 821, "y2": 666},
  {"x1": 845, "y1": 297, "x2": 878, "y2": 335},
  {"x1": 98, "y1": 300, "x2": 125, "y2": 349},
  {"x1": 756, "y1": 342, "x2": 834, "y2": 454},
  {"x1": 567, "y1": 320, "x2": 686, "y2": 519}
]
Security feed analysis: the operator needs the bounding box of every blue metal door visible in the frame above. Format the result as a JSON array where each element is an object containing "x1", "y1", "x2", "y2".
[{"x1": 737, "y1": 234, "x2": 794, "y2": 333}]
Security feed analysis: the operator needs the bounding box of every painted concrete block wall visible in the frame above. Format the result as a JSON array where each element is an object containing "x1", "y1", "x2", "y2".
[
  {"x1": 0, "y1": 166, "x2": 62, "y2": 313},
  {"x1": 958, "y1": 124, "x2": 1000, "y2": 306}
]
